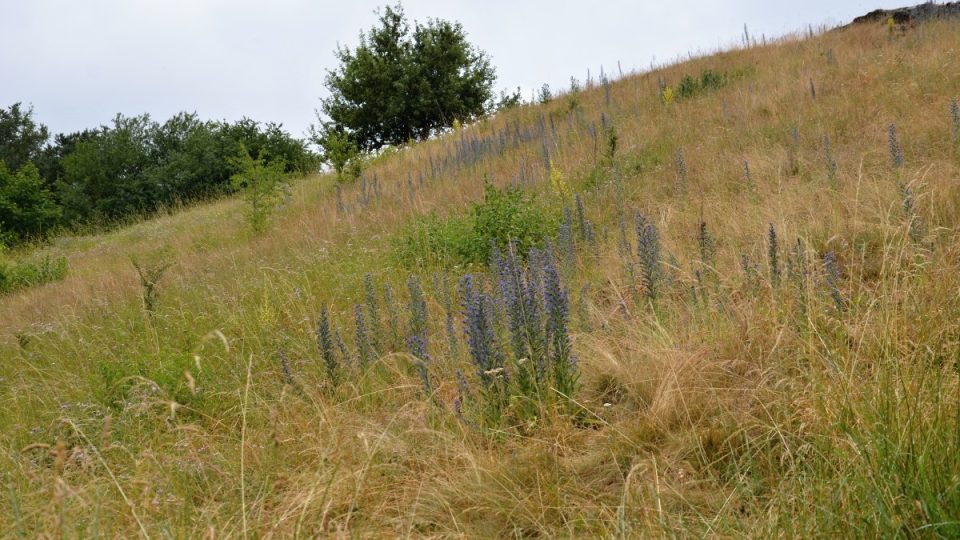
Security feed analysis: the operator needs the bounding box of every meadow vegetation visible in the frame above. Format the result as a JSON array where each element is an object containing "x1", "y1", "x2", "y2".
[{"x1": 2, "y1": 18, "x2": 960, "y2": 538}]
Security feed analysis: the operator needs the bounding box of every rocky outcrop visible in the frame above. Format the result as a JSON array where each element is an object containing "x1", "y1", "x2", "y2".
[{"x1": 850, "y1": 2, "x2": 960, "y2": 26}]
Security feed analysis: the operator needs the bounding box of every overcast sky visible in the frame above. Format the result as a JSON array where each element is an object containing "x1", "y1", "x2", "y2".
[{"x1": 1, "y1": 0, "x2": 906, "y2": 140}]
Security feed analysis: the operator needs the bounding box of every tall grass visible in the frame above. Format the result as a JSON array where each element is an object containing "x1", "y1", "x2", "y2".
[{"x1": 2, "y1": 17, "x2": 960, "y2": 538}]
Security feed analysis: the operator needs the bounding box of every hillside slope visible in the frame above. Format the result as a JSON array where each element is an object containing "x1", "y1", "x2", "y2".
[{"x1": 2, "y1": 18, "x2": 960, "y2": 537}]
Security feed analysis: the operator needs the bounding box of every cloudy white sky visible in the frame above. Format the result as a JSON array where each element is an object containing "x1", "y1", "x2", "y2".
[{"x1": 2, "y1": 0, "x2": 906, "y2": 140}]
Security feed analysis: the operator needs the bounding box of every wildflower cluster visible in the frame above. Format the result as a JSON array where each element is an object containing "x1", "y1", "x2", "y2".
[
  {"x1": 636, "y1": 212, "x2": 663, "y2": 300},
  {"x1": 460, "y1": 242, "x2": 579, "y2": 422}
]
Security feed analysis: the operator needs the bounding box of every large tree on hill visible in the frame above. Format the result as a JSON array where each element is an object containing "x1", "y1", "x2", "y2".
[{"x1": 318, "y1": 4, "x2": 496, "y2": 152}]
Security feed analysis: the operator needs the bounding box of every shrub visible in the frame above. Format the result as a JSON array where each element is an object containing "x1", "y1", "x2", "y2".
[
  {"x1": 393, "y1": 183, "x2": 558, "y2": 268},
  {"x1": 538, "y1": 84, "x2": 553, "y2": 104},
  {"x1": 0, "y1": 161, "x2": 61, "y2": 246},
  {"x1": 0, "y1": 251, "x2": 68, "y2": 295},
  {"x1": 58, "y1": 114, "x2": 159, "y2": 225},
  {"x1": 229, "y1": 145, "x2": 290, "y2": 233},
  {"x1": 672, "y1": 68, "x2": 746, "y2": 101},
  {"x1": 699, "y1": 69, "x2": 725, "y2": 91},
  {"x1": 677, "y1": 75, "x2": 700, "y2": 99},
  {"x1": 468, "y1": 183, "x2": 558, "y2": 263},
  {"x1": 310, "y1": 124, "x2": 359, "y2": 182}
]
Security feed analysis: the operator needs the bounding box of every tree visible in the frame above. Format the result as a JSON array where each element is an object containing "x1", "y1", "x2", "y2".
[
  {"x1": 310, "y1": 123, "x2": 359, "y2": 181},
  {"x1": 147, "y1": 113, "x2": 231, "y2": 202},
  {"x1": 0, "y1": 103, "x2": 315, "y2": 233},
  {"x1": 55, "y1": 112, "x2": 314, "y2": 227},
  {"x1": 59, "y1": 114, "x2": 159, "y2": 224},
  {"x1": 217, "y1": 118, "x2": 316, "y2": 175},
  {"x1": 34, "y1": 129, "x2": 98, "y2": 190},
  {"x1": 229, "y1": 145, "x2": 289, "y2": 233},
  {"x1": 0, "y1": 161, "x2": 61, "y2": 245},
  {"x1": 0, "y1": 103, "x2": 50, "y2": 172},
  {"x1": 319, "y1": 4, "x2": 495, "y2": 151}
]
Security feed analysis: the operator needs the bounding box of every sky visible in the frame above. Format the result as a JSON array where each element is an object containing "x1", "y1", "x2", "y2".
[{"x1": 1, "y1": 0, "x2": 907, "y2": 141}]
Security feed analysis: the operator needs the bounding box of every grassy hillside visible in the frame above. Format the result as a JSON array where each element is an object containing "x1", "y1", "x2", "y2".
[{"x1": 3, "y1": 18, "x2": 960, "y2": 537}]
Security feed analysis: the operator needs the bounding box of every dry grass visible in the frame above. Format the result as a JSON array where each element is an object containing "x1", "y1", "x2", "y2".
[{"x1": 2, "y1": 19, "x2": 960, "y2": 538}]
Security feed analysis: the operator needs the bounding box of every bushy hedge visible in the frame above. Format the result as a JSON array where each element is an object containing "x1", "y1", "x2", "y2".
[
  {"x1": 56, "y1": 113, "x2": 317, "y2": 227},
  {"x1": 0, "y1": 104, "x2": 318, "y2": 245}
]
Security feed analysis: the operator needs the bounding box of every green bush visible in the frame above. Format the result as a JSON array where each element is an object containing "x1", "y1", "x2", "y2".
[
  {"x1": 0, "y1": 251, "x2": 68, "y2": 295},
  {"x1": 469, "y1": 183, "x2": 558, "y2": 261},
  {"x1": 310, "y1": 124, "x2": 361, "y2": 182},
  {"x1": 230, "y1": 146, "x2": 290, "y2": 233},
  {"x1": 673, "y1": 68, "x2": 748, "y2": 100},
  {"x1": 700, "y1": 69, "x2": 725, "y2": 91},
  {"x1": 677, "y1": 75, "x2": 700, "y2": 98},
  {"x1": 0, "y1": 161, "x2": 61, "y2": 245},
  {"x1": 393, "y1": 183, "x2": 559, "y2": 268}
]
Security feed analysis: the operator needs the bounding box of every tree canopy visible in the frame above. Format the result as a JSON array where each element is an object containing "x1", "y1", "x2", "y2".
[
  {"x1": 0, "y1": 103, "x2": 49, "y2": 172},
  {"x1": 0, "y1": 103, "x2": 316, "y2": 246},
  {"x1": 0, "y1": 161, "x2": 60, "y2": 245},
  {"x1": 318, "y1": 4, "x2": 496, "y2": 152}
]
